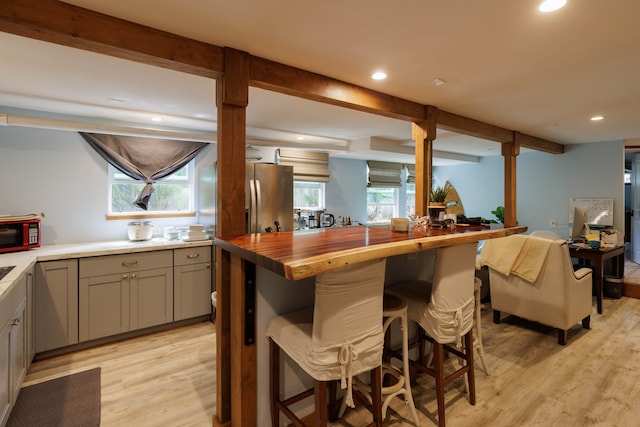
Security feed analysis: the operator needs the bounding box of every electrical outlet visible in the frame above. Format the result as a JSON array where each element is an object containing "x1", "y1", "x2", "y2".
[{"x1": 549, "y1": 219, "x2": 557, "y2": 228}]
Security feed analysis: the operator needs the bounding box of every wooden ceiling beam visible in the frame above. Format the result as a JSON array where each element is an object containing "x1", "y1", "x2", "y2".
[
  {"x1": 0, "y1": 0, "x2": 223, "y2": 79},
  {"x1": 249, "y1": 56, "x2": 426, "y2": 122},
  {"x1": 437, "y1": 109, "x2": 514, "y2": 143},
  {"x1": 0, "y1": 0, "x2": 566, "y2": 154},
  {"x1": 515, "y1": 131, "x2": 564, "y2": 154}
]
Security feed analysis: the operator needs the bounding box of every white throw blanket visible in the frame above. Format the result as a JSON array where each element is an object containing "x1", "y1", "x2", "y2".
[{"x1": 480, "y1": 235, "x2": 553, "y2": 282}]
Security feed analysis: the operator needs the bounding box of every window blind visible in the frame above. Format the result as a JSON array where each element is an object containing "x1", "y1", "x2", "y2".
[
  {"x1": 277, "y1": 148, "x2": 330, "y2": 182},
  {"x1": 367, "y1": 160, "x2": 402, "y2": 188},
  {"x1": 405, "y1": 164, "x2": 415, "y2": 183}
]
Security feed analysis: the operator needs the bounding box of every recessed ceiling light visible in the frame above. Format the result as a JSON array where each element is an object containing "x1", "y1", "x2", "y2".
[
  {"x1": 372, "y1": 71, "x2": 387, "y2": 80},
  {"x1": 150, "y1": 117, "x2": 163, "y2": 122},
  {"x1": 433, "y1": 78, "x2": 447, "y2": 87},
  {"x1": 297, "y1": 136, "x2": 305, "y2": 140},
  {"x1": 590, "y1": 115, "x2": 604, "y2": 121},
  {"x1": 539, "y1": 0, "x2": 567, "y2": 12}
]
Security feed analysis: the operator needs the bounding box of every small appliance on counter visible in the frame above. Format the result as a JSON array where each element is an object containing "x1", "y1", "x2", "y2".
[
  {"x1": 127, "y1": 221, "x2": 153, "y2": 241},
  {"x1": 321, "y1": 213, "x2": 335, "y2": 228},
  {"x1": 0, "y1": 213, "x2": 42, "y2": 253},
  {"x1": 163, "y1": 226, "x2": 180, "y2": 240}
]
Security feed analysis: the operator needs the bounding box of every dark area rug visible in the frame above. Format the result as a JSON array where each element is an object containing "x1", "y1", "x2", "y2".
[{"x1": 7, "y1": 367, "x2": 101, "y2": 427}]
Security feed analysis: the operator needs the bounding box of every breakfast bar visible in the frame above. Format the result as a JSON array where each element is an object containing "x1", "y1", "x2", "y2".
[{"x1": 214, "y1": 224, "x2": 527, "y2": 425}]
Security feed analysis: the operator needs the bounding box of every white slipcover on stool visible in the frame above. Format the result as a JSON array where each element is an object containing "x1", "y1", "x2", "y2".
[
  {"x1": 388, "y1": 243, "x2": 478, "y2": 427},
  {"x1": 266, "y1": 258, "x2": 387, "y2": 426}
]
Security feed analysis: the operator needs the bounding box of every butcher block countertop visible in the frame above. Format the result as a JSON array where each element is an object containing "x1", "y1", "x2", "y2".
[{"x1": 215, "y1": 224, "x2": 527, "y2": 281}]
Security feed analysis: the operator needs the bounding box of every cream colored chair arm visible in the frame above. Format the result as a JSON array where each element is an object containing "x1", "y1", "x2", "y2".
[{"x1": 574, "y1": 267, "x2": 592, "y2": 280}]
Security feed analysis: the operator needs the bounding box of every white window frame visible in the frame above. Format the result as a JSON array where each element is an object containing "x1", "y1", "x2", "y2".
[
  {"x1": 406, "y1": 183, "x2": 416, "y2": 218},
  {"x1": 107, "y1": 160, "x2": 196, "y2": 217},
  {"x1": 293, "y1": 181, "x2": 326, "y2": 210},
  {"x1": 366, "y1": 187, "x2": 399, "y2": 224}
]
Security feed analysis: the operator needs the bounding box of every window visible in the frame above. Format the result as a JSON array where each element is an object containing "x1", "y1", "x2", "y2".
[
  {"x1": 294, "y1": 181, "x2": 325, "y2": 209},
  {"x1": 367, "y1": 187, "x2": 398, "y2": 223},
  {"x1": 406, "y1": 183, "x2": 416, "y2": 218},
  {"x1": 109, "y1": 161, "x2": 195, "y2": 215}
]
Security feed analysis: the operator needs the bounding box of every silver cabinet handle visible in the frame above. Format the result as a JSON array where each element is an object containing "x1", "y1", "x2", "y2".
[
  {"x1": 122, "y1": 260, "x2": 139, "y2": 267},
  {"x1": 187, "y1": 254, "x2": 200, "y2": 259},
  {"x1": 206, "y1": 263, "x2": 211, "y2": 269},
  {"x1": 122, "y1": 274, "x2": 129, "y2": 279},
  {"x1": 132, "y1": 273, "x2": 137, "y2": 279}
]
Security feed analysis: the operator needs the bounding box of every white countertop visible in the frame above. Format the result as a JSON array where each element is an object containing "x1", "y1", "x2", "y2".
[{"x1": 0, "y1": 238, "x2": 213, "y2": 300}]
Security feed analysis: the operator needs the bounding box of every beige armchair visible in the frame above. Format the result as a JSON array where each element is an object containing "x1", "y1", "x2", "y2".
[{"x1": 481, "y1": 235, "x2": 592, "y2": 345}]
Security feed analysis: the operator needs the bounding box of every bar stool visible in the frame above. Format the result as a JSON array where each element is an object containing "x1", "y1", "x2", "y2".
[
  {"x1": 340, "y1": 293, "x2": 421, "y2": 425},
  {"x1": 266, "y1": 258, "x2": 387, "y2": 427},
  {"x1": 387, "y1": 243, "x2": 478, "y2": 427},
  {"x1": 473, "y1": 277, "x2": 490, "y2": 375}
]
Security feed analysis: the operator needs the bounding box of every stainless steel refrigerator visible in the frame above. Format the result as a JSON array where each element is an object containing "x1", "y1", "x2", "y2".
[{"x1": 246, "y1": 163, "x2": 294, "y2": 233}]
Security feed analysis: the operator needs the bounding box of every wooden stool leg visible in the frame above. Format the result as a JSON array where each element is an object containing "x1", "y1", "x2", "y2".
[
  {"x1": 465, "y1": 331, "x2": 476, "y2": 405},
  {"x1": 269, "y1": 339, "x2": 280, "y2": 427},
  {"x1": 371, "y1": 366, "x2": 383, "y2": 426},
  {"x1": 328, "y1": 381, "x2": 337, "y2": 421},
  {"x1": 433, "y1": 342, "x2": 446, "y2": 427},
  {"x1": 314, "y1": 381, "x2": 328, "y2": 426}
]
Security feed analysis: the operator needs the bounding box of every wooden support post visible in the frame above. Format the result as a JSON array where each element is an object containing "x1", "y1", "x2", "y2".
[
  {"x1": 501, "y1": 138, "x2": 519, "y2": 228},
  {"x1": 412, "y1": 106, "x2": 437, "y2": 217},
  {"x1": 214, "y1": 248, "x2": 231, "y2": 427},
  {"x1": 214, "y1": 47, "x2": 253, "y2": 427}
]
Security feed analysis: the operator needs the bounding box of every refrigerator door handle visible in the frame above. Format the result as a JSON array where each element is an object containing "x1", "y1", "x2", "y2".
[
  {"x1": 249, "y1": 179, "x2": 257, "y2": 233},
  {"x1": 255, "y1": 179, "x2": 262, "y2": 232}
]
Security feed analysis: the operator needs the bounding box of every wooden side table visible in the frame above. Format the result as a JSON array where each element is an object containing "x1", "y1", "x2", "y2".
[{"x1": 569, "y1": 244, "x2": 625, "y2": 314}]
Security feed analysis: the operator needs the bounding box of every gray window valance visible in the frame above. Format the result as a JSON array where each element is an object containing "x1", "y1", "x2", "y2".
[
  {"x1": 81, "y1": 132, "x2": 207, "y2": 210},
  {"x1": 276, "y1": 148, "x2": 330, "y2": 182},
  {"x1": 367, "y1": 160, "x2": 402, "y2": 188}
]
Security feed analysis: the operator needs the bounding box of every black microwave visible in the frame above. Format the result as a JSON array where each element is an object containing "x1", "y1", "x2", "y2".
[{"x1": 0, "y1": 219, "x2": 41, "y2": 253}]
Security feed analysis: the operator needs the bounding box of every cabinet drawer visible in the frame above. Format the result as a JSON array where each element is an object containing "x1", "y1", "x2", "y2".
[
  {"x1": 0, "y1": 276, "x2": 26, "y2": 327},
  {"x1": 79, "y1": 250, "x2": 172, "y2": 278},
  {"x1": 174, "y1": 246, "x2": 212, "y2": 267}
]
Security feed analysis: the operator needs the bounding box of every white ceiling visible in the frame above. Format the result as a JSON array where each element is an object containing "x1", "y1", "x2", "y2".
[{"x1": 1, "y1": 0, "x2": 640, "y2": 165}]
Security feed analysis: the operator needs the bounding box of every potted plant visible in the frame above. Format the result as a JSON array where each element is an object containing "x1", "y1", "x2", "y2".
[
  {"x1": 490, "y1": 206, "x2": 516, "y2": 227},
  {"x1": 490, "y1": 206, "x2": 505, "y2": 224},
  {"x1": 430, "y1": 185, "x2": 449, "y2": 206}
]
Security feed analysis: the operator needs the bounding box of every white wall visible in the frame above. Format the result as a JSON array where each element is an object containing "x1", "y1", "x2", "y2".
[
  {"x1": 435, "y1": 140, "x2": 625, "y2": 238},
  {"x1": 0, "y1": 126, "x2": 216, "y2": 244}
]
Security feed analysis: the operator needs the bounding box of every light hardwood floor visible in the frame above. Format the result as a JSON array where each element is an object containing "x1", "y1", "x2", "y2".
[
  {"x1": 23, "y1": 295, "x2": 640, "y2": 427},
  {"x1": 23, "y1": 321, "x2": 216, "y2": 427}
]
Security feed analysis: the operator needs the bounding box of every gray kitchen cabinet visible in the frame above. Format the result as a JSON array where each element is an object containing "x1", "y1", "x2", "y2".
[
  {"x1": 79, "y1": 251, "x2": 173, "y2": 341},
  {"x1": 174, "y1": 246, "x2": 213, "y2": 321},
  {"x1": 25, "y1": 267, "x2": 35, "y2": 366},
  {"x1": 34, "y1": 260, "x2": 79, "y2": 353},
  {"x1": 0, "y1": 272, "x2": 27, "y2": 427},
  {"x1": 0, "y1": 317, "x2": 10, "y2": 427}
]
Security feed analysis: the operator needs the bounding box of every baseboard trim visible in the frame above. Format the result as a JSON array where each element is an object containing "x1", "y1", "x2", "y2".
[
  {"x1": 623, "y1": 282, "x2": 640, "y2": 299},
  {"x1": 34, "y1": 316, "x2": 212, "y2": 361}
]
